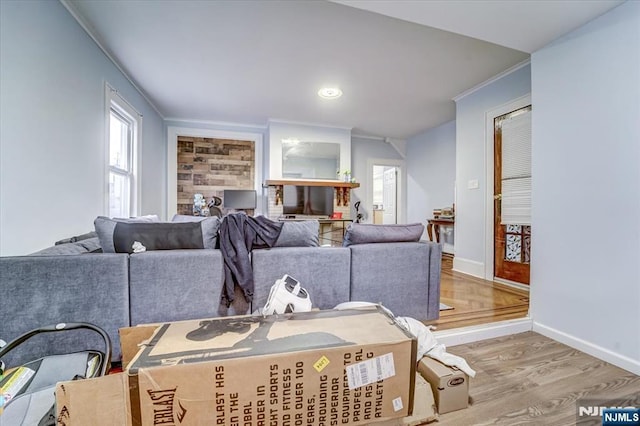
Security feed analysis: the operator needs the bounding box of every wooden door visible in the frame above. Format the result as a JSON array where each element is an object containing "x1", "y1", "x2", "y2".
[{"x1": 494, "y1": 106, "x2": 532, "y2": 285}]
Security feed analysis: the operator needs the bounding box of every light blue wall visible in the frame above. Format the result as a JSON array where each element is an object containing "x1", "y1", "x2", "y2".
[
  {"x1": 454, "y1": 64, "x2": 531, "y2": 268},
  {"x1": 531, "y1": 1, "x2": 640, "y2": 371},
  {"x1": 351, "y1": 137, "x2": 404, "y2": 222},
  {"x1": 406, "y1": 120, "x2": 456, "y2": 247},
  {"x1": 0, "y1": 0, "x2": 164, "y2": 255}
]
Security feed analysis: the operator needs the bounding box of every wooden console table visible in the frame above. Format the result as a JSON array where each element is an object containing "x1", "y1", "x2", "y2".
[{"x1": 427, "y1": 218, "x2": 454, "y2": 243}]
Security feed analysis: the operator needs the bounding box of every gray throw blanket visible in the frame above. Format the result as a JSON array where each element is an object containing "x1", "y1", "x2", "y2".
[{"x1": 219, "y1": 213, "x2": 283, "y2": 306}]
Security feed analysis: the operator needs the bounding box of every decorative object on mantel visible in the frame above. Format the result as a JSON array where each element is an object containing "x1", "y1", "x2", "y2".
[
  {"x1": 275, "y1": 186, "x2": 282, "y2": 206},
  {"x1": 341, "y1": 187, "x2": 350, "y2": 206}
]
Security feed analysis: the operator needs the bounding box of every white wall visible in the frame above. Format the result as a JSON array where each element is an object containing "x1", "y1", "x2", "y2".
[
  {"x1": 406, "y1": 120, "x2": 456, "y2": 248},
  {"x1": 0, "y1": 0, "x2": 164, "y2": 256},
  {"x1": 530, "y1": 1, "x2": 640, "y2": 373},
  {"x1": 351, "y1": 137, "x2": 404, "y2": 223},
  {"x1": 453, "y1": 65, "x2": 531, "y2": 275}
]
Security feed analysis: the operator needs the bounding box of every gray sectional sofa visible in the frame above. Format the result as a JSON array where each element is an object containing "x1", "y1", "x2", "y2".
[{"x1": 0, "y1": 222, "x2": 441, "y2": 367}]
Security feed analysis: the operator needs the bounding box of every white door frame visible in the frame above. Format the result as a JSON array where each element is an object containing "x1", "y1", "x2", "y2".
[
  {"x1": 484, "y1": 94, "x2": 531, "y2": 281},
  {"x1": 366, "y1": 158, "x2": 406, "y2": 224},
  {"x1": 167, "y1": 126, "x2": 264, "y2": 219}
]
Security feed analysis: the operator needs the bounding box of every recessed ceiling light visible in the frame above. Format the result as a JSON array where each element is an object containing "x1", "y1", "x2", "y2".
[{"x1": 318, "y1": 87, "x2": 343, "y2": 99}]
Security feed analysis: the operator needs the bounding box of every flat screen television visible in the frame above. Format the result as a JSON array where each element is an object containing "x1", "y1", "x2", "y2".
[
  {"x1": 282, "y1": 185, "x2": 334, "y2": 216},
  {"x1": 223, "y1": 189, "x2": 257, "y2": 209}
]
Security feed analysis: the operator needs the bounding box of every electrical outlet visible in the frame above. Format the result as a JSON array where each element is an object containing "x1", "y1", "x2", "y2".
[{"x1": 468, "y1": 179, "x2": 479, "y2": 189}]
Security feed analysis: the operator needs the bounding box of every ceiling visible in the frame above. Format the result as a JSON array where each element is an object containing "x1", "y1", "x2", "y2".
[{"x1": 64, "y1": 0, "x2": 622, "y2": 140}]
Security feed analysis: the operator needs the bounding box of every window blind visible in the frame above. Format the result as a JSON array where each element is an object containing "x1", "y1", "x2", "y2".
[{"x1": 501, "y1": 110, "x2": 531, "y2": 225}]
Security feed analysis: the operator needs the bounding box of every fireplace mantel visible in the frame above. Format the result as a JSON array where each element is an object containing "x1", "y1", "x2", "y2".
[{"x1": 265, "y1": 179, "x2": 359, "y2": 189}]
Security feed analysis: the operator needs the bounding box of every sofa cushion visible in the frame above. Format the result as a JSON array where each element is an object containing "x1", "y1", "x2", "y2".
[
  {"x1": 342, "y1": 223, "x2": 424, "y2": 246},
  {"x1": 95, "y1": 216, "x2": 219, "y2": 253},
  {"x1": 274, "y1": 220, "x2": 319, "y2": 247},
  {"x1": 252, "y1": 246, "x2": 351, "y2": 310},
  {"x1": 129, "y1": 249, "x2": 225, "y2": 326}
]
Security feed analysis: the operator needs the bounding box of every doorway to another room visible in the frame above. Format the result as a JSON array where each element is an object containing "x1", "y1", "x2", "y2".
[
  {"x1": 368, "y1": 157, "x2": 405, "y2": 225},
  {"x1": 372, "y1": 165, "x2": 398, "y2": 224}
]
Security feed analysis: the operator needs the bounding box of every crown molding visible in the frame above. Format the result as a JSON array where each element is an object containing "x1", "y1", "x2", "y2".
[
  {"x1": 351, "y1": 133, "x2": 385, "y2": 141},
  {"x1": 452, "y1": 58, "x2": 531, "y2": 102},
  {"x1": 164, "y1": 117, "x2": 268, "y2": 130},
  {"x1": 268, "y1": 118, "x2": 352, "y2": 131}
]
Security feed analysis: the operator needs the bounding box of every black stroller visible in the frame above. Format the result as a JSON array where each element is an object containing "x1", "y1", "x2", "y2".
[{"x1": 0, "y1": 323, "x2": 111, "y2": 426}]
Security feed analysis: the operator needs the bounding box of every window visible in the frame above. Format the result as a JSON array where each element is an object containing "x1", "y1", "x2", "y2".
[{"x1": 106, "y1": 85, "x2": 141, "y2": 218}]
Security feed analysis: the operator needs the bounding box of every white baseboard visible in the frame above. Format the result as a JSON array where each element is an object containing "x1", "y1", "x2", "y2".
[
  {"x1": 493, "y1": 277, "x2": 530, "y2": 292},
  {"x1": 452, "y1": 257, "x2": 484, "y2": 278},
  {"x1": 533, "y1": 322, "x2": 640, "y2": 376},
  {"x1": 434, "y1": 318, "x2": 532, "y2": 347}
]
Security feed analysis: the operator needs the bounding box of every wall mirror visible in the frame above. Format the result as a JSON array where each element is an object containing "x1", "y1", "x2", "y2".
[{"x1": 282, "y1": 140, "x2": 340, "y2": 180}]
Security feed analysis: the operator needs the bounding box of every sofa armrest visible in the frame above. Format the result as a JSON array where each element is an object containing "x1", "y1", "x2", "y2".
[{"x1": 349, "y1": 241, "x2": 441, "y2": 320}]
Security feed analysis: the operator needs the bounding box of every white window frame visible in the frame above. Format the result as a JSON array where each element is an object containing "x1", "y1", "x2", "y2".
[{"x1": 105, "y1": 83, "x2": 142, "y2": 217}]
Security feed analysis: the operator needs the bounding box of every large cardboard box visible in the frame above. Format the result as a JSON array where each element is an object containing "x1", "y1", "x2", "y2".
[
  {"x1": 56, "y1": 307, "x2": 417, "y2": 425},
  {"x1": 417, "y1": 357, "x2": 469, "y2": 414},
  {"x1": 374, "y1": 373, "x2": 438, "y2": 426}
]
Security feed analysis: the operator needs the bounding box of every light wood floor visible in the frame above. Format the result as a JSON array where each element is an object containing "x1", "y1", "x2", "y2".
[
  {"x1": 425, "y1": 254, "x2": 530, "y2": 330},
  {"x1": 434, "y1": 331, "x2": 640, "y2": 425}
]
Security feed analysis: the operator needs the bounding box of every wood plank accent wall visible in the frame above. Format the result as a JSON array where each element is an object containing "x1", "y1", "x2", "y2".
[{"x1": 177, "y1": 136, "x2": 255, "y2": 215}]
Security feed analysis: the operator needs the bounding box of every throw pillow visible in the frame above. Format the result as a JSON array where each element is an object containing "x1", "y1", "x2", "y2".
[
  {"x1": 94, "y1": 215, "x2": 161, "y2": 252},
  {"x1": 274, "y1": 220, "x2": 320, "y2": 247},
  {"x1": 94, "y1": 216, "x2": 219, "y2": 253},
  {"x1": 342, "y1": 223, "x2": 424, "y2": 247}
]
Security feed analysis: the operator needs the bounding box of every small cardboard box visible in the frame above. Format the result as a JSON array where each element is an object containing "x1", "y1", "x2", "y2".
[
  {"x1": 374, "y1": 372, "x2": 438, "y2": 425},
  {"x1": 417, "y1": 356, "x2": 469, "y2": 414},
  {"x1": 57, "y1": 307, "x2": 417, "y2": 425},
  {"x1": 56, "y1": 373, "x2": 131, "y2": 426}
]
